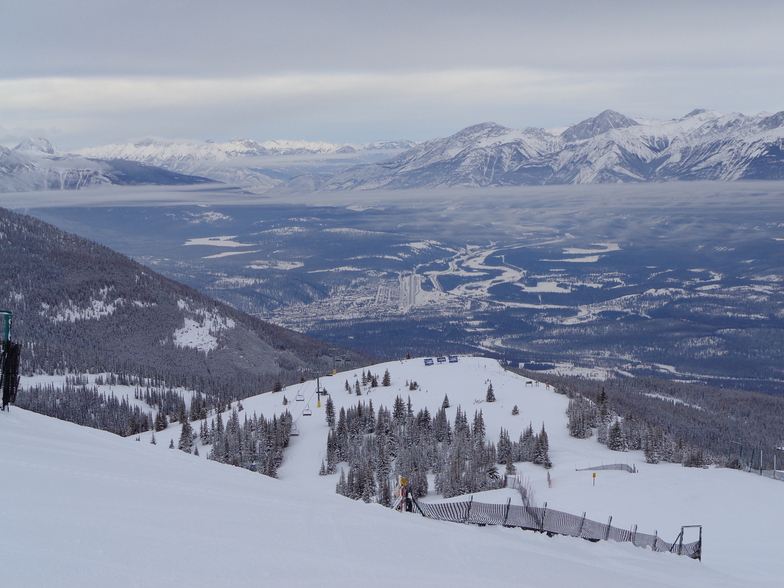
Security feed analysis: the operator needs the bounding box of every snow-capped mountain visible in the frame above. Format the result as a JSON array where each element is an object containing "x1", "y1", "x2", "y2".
[
  {"x1": 0, "y1": 138, "x2": 217, "y2": 193},
  {"x1": 76, "y1": 137, "x2": 418, "y2": 192},
  {"x1": 318, "y1": 109, "x2": 784, "y2": 190}
]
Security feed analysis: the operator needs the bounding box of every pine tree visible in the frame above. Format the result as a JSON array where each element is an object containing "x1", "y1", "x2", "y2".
[
  {"x1": 511, "y1": 405, "x2": 519, "y2": 416},
  {"x1": 178, "y1": 418, "x2": 194, "y2": 453},
  {"x1": 154, "y1": 410, "x2": 168, "y2": 432},
  {"x1": 382, "y1": 369, "x2": 391, "y2": 387},
  {"x1": 608, "y1": 420, "x2": 626, "y2": 452},
  {"x1": 505, "y1": 457, "x2": 517, "y2": 476},
  {"x1": 442, "y1": 394, "x2": 450, "y2": 409},
  {"x1": 325, "y1": 396, "x2": 335, "y2": 428},
  {"x1": 336, "y1": 468, "x2": 347, "y2": 496},
  {"x1": 473, "y1": 410, "x2": 486, "y2": 447},
  {"x1": 533, "y1": 424, "x2": 552, "y2": 468},
  {"x1": 486, "y1": 383, "x2": 495, "y2": 402},
  {"x1": 644, "y1": 426, "x2": 664, "y2": 464}
]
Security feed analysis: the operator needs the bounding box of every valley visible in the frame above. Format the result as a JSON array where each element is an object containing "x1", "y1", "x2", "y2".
[{"x1": 14, "y1": 180, "x2": 784, "y2": 395}]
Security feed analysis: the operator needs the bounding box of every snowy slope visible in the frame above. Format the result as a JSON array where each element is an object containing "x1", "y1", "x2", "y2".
[
  {"x1": 0, "y1": 374, "x2": 771, "y2": 588},
  {"x1": 4, "y1": 357, "x2": 782, "y2": 586}
]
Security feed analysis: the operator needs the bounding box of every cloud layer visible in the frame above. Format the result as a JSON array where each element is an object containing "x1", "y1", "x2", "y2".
[{"x1": 3, "y1": 1, "x2": 783, "y2": 149}]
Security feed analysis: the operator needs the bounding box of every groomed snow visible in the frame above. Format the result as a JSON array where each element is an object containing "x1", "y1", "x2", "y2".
[{"x1": 2, "y1": 357, "x2": 781, "y2": 587}]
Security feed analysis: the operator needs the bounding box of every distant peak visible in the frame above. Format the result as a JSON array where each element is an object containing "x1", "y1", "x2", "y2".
[
  {"x1": 133, "y1": 138, "x2": 169, "y2": 148},
  {"x1": 14, "y1": 137, "x2": 59, "y2": 155},
  {"x1": 561, "y1": 110, "x2": 639, "y2": 142},
  {"x1": 685, "y1": 109, "x2": 709, "y2": 118},
  {"x1": 452, "y1": 122, "x2": 512, "y2": 140}
]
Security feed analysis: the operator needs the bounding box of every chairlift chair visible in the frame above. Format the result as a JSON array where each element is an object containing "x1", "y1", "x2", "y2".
[
  {"x1": 290, "y1": 423, "x2": 300, "y2": 436},
  {"x1": 302, "y1": 404, "x2": 312, "y2": 416},
  {"x1": 295, "y1": 391, "x2": 305, "y2": 401}
]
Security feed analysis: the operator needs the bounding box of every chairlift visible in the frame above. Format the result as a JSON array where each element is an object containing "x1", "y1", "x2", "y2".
[
  {"x1": 295, "y1": 391, "x2": 305, "y2": 401},
  {"x1": 302, "y1": 404, "x2": 312, "y2": 416},
  {"x1": 290, "y1": 423, "x2": 300, "y2": 436}
]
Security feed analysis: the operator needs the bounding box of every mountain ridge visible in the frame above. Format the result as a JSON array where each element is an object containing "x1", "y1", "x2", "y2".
[
  {"x1": 0, "y1": 206, "x2": 372, "y2": 399},
  {"x1": 316, "y1": 109, "x2": 784, "y2": 190},
  {"x1": 1, "y1": 143, "x2": 219, "y2": 193}
]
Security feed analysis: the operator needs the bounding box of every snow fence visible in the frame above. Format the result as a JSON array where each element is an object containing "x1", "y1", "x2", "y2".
[{"x1": 415, "y1": 499, "x2": 701, "y2": 560}]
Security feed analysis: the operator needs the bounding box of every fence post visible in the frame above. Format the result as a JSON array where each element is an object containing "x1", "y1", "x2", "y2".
[
  {"x1": 463, "y1": 496, "x2": 473, "y2": 524},
  {"x1": 409, "y1": 493, "x2": 426, "y2": 517},
  {"x1": 604, "y1": 516, "x2": 612, "y2": 541},
  {"x1": 502, "y1": 497, "x2": 511, "y2": 526},
  {"x1": 669, "y1": 529, "x2": 683, "y2": 554},
  {"x1": 577, "y1": 512, "x2": 586, "y2": 537},
  {"x1": 653, "y1": 530, "x2": 658, "y2": 552},
  {"x1": 540, "y1": 502, "x2": 547, "y2": 532},
  {"x1": 630, "y1": 524, "x2": 637, "y2": 545}
]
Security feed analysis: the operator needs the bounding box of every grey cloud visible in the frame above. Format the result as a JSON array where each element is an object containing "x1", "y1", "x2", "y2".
[{"x1": 2, "y1": 1, "x2": 783, "y2": 148}]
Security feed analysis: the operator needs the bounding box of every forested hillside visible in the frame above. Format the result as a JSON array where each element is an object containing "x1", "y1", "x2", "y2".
[
  {"x1": 510, "y1": 367, "x2": 784, "y2": 472},
  {"x1": 0, "y1": 207, "x2": 372, "y2": 405}
]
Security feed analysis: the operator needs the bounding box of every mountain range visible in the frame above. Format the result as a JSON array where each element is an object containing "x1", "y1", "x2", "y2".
[
  {"x1": 75, "y1": 137, "x2": 418, "y2": 192},
  {"x1": 0, "y1": 138, "x2": 217, "y2": 193},
  {"x1": 318, "y1": 109, "x2": 784, "y2": 190},
  {"x1": 3, "y1": 109, "x2": 783, "y2": 194}
]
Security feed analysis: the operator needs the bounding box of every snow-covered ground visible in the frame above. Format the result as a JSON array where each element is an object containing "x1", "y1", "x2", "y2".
[{"x1": 2, "y1": 357, "x2": 782, "y2": 587}]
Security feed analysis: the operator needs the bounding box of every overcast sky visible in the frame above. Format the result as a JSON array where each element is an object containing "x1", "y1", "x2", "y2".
[{"x1": 2, "y1": 0, "x2": 783, "y2": 150}]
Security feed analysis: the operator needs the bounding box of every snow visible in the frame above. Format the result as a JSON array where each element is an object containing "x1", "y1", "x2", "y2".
[
  {"x1": 518, "y1": 281, "x2": 571, "y2": 293},
  {"x1": 246, "y1": 260, "x2": 304, "y2": 270},
  {"x1": 2, "y1": 356, "x2": 782, "y2": 587},
  {"x1": 563, "y1": 242, "x2": 620, "y2": 254},
  {"x1": 203, "y1": 249, "x2": 260, "y2": 259},
  {"x1": 542, "y1": 255, "x2": 601, "y2": 263},
  {"x1": 183, "y1": 235, "x2": 253, "y2": 247},
  {"x1": 170, "y1": 302, "x2": 236, "y2": 352}
]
